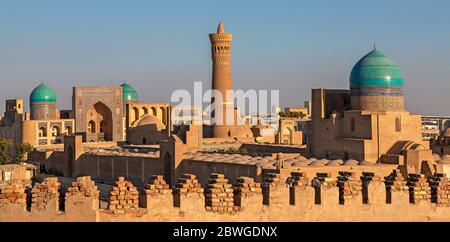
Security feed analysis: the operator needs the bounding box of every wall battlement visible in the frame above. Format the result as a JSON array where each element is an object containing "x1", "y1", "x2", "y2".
[{"x1": 2, "y1": 170, "x2": 450, "y2": 222}]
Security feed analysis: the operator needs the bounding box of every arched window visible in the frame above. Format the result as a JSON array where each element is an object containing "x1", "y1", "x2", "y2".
[
  {"x1": 142, "y1": 107, "x2": 148, "y2": 116},
  {"x1": 39, "y1": 127, "x2": 47, "y2": 138},
  {"x1": 350, "y1": 118, "x2": 355, "y2": 132},
  {"x1": 88, "y1": 121, "x2": 96, "y2": 133},
  {"x1": 160, "y1": 107, "x2": 167, "y2": 125},
  {"x1": 133, "y1": 107, "x2": 140, "y2": 122},
  {"x1": 51, "y1": 126, "x2": 61, "y2": 137},
  {"x1": 395, "y1": 117, "x2": 401, "y2": 132},
  {"x1": 65, "y1": 126, "x2": 73, "y2": 135},
  {"x1": 151, "y1": 107, "x2": 157, "y2": 116}
]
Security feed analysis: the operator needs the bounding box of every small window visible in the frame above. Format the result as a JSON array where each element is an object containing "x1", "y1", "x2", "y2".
[
  {"x1": 39, "y1": 127, "x2": 47, "y2": 138},
  {"x1": 88, "y1": 121, "x2": 96, "y2": 133},
  {"x1": 65, "y1": 126, "x2": 73, "y2": 135},
  {"x1": 51, "y1": 126, "x2": 60, "y2": 137},
  {"x1": 395, "y1": 117, "x2": 401, "y2": 132}
]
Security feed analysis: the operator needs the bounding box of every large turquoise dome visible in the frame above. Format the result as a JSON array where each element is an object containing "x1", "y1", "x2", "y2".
[
  {"x1": 30, "y1": 82, "x2": 57, "y2": 103},
  {"x1": 350, "y1": 49, "x2": 404, "y2": 89},
  {"x1": 121, "y1": 82, "x2": 138, "y2": 102}
]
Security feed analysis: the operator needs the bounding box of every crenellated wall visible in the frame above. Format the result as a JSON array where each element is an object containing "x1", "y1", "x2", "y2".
[{"x1": 2, "y1": 171, "x2": 450, "y2": 222}]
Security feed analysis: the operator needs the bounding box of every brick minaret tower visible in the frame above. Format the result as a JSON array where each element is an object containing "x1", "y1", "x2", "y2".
[{"x1": 209, "y1": 22, "x2": 236, "y2": 138}]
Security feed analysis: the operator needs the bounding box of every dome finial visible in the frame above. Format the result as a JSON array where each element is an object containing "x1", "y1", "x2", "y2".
[
  {"x1": 373, "y1": 41, "x2": 377, "y2": 50},
  {"x1": 217, "y1": 22, "x2": 225, "y2": 34}
]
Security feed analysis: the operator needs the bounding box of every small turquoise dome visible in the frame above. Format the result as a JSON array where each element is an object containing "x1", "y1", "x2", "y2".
[
  {"x1": 30, "y1": 82, "x2": 57, "y2": 103},
  {"x1": 350, "y1": 49, "x2": 404, "y2": 89},
  {"x1": 121, "y1": 82, "x2": 138, "y2": 102}
]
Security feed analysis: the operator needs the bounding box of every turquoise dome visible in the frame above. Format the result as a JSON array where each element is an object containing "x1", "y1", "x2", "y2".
[
  {"x1": 30, "y1": 82, "x2": 57, "y2": 103},
  {"x1": 350, "y1": 49, "x2": 404, "y2": 89},
  {"x1": 121, "y1": 82, "x2": 138, "y2": 102}
]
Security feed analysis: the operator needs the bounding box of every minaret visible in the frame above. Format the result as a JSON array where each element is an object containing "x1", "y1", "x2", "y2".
[{"x1": 209, "y1": 22, "x2": 235, "y2": 138}]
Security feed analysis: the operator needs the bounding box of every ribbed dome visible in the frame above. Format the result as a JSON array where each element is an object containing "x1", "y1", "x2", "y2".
[
  {"x1": 121, "y1": 82, "x2": 138, "y2": 102},
  {"x1": 350, "y1": 49, "x2": 404, "y2": 89},
  {"x1": 30, "y1": 82, "x2": 57, "y2": 103}
]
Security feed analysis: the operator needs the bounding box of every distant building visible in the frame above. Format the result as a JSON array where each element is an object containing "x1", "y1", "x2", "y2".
[
  {"x1": 0, "y1": 83, "x2": 75, "y2": 157},
  {"x1": 422, "y1": 116, "x2": 450, "y2": 140},
  {"x1": 311, "y1": 47, "x2": 433, "y2": 173}
]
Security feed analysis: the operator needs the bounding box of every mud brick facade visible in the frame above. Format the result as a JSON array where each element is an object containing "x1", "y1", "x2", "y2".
[
  {"x1": 286, "y1": 172, "x2": 309, "y2": 188},
  {"x1": 108, "y1": 177, "x2": 139, "y2": 214},
  {"x1": 64, "y1": 176, "x2": 100, "y2": 218},
  {"x1": 361, "y1": 172, "x2": 383, "y2": 204},
  {"x1": 0, "y1": 180, "x2": 27, "y2": 206},
  {"x1": 429, "y1": 174, "x2": 450, "y2": 205},
  {"x1": 287, "y1": 172, "x2": 314, "y2": 207},
  {"x1": 3, "y1": 171, "x2": 450, "y2": 221},
  {"x1": 262, "y1": 172, "x2": 290, "y2": 209},
  {"x1": 31, "y1": 177, "x2": 60, "y2": 212},
  {"x1": 205, "y1": 173, "x2": 235, "y2": 213},
  {"x1": 384, "y1": 170, "x2": 408, "y2": 191},
  {"x1": 312, "y1": 173, "x2": 338, "y2": 205},
  {"x1": 337, "y1": 172, "x2": 363, "y2": 205},
  {"x1": 144, "y1": 175, "x2": 171, "y2": 194},
  {"x1": 140, "y1": 176, "x2": 172, "y2": 210},
  {"x1": 172, "y1": 174, "x2": 205, "y2": 213},
  {"x1": 66, "y1": 176, "x2": 99, "y2": 198},
  {"x1": 407, "y1": 174, "x2": 432, "y2": 204},
  {"x1": 233, "y1": 176, "x2": 262, "y2": 208},
  {"x1": 174, "y1": 174, "x2": 204, "y2": 194}
]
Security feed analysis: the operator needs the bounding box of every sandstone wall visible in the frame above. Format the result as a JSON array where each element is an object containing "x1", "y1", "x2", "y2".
[
  {"x1": 3, "y1": 171, "x2": 450, "y2": 222},
  {"x1": 74, "y1": 154, "x2": 161, "y2": 186}
]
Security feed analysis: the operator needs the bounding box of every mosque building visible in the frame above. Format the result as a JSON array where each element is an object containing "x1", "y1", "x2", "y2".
[
  {"x1": 0, "y1": 22, "x2": 443, "y2": 185},
  {"x1": 0, "y1": 82, "x2": 75, "y2": 151},
  {"x1": 0, "y1": 80, "x2": 171, "y2": 157},
  {"x1": 310, "y1": 47, "x2": 434, "y2": 171}
]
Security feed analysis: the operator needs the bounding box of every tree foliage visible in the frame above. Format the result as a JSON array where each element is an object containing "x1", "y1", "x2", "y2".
[
  {"x1": 15, "y1": 143, "x2": 33, "y2": 164},
  {"x1": 279, "y1": 111, "x2": 306, "y2": 119},
  {"x1": 0, "y1": 139, "x2": 12, "y2": 165}
]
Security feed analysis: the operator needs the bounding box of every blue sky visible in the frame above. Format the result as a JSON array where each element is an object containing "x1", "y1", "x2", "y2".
[{"x1": 0, "y1": 0, "x2": 449, "y2": 115}]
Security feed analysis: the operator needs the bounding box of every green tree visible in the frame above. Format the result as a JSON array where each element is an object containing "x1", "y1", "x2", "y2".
[
  {"x1": 15, "y1": 143, "x2": 33, "y2": 164},
  {"x1": 0, "y1": 139, "x2": 12, "y2": 165},
  {"x1": 280, "y1": 111, "x2": 306, "y2": 119}
]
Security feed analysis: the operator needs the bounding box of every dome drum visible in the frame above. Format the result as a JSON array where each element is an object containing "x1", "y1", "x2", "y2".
[
  {"x1": 350, "y1": 86, "x2": 404, "y2": 97},
  {"x1": 30, "y1": 102, "x2": 57, "y2": 120},
  {"x1": 351, "y1": 95, "x2": 404, "y2": 111}
]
